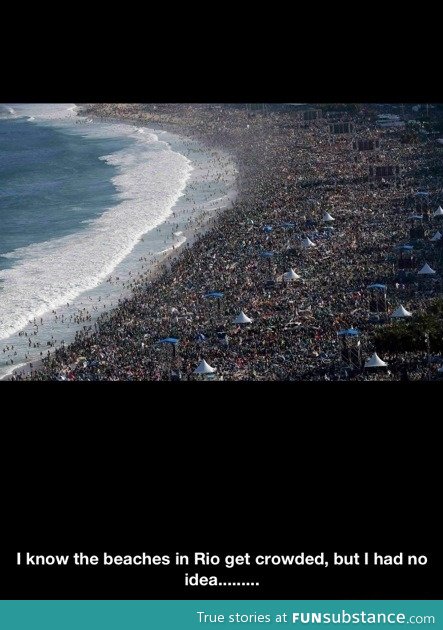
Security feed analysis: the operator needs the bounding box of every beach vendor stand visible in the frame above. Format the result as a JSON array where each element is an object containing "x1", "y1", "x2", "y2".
[
  {"x1": 390, "y1": 305, "x2": 412, "y2": 319},
  {"x1": 260, "y1": 250, "x2": 275, "y2": 275},
  {"x1": 193, "y1": 360, "x2": 217, "y2": 380},
  {"x1": 283, "y1": 269, "x2": 301, "y2": 283},
  {"x1": 396, "y1": 244, "x2": 415, "y2": 270},
  {"x1": 367, "y1": 284, "x2": 388, "y2": 320},
  {"x1": 156, "y1": 337, "x2": 180, "y2": 358},
  {"x1": 233, "y1": 311, "x2": 253, "y2": 325},
  {"x1": 204, "y1": 291, "x2": 224, "y2": 313},
  {"x1": 364, "y1": 352, "x2": 388, "y2": 369},
  {"x1": 337, "y1": 328, "x2": 362, "y2": 370}
]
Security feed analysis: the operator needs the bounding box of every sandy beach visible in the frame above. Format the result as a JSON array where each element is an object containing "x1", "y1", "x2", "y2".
[{"x1": 7, "y1": 103, "x2": 443, "y2": 381}]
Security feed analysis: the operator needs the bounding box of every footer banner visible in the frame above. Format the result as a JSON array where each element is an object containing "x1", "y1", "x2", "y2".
[{"x1": 0, "y1": 601, "x2": 440, "y2": 628}]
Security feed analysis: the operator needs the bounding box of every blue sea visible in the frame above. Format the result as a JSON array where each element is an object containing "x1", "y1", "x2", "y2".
[
  {"x1": 0, "y1": 104, "x2": 237, "y2": 378},
  {"x1": 0, "y1": 111, "x2": 129, "y2": 267}
]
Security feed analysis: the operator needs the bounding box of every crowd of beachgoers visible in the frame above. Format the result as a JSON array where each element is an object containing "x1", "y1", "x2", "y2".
[{"x1": 9, "y1": 103, "x2": 443, "y2": 380}]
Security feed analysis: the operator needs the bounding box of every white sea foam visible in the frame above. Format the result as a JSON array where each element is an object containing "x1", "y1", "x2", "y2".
[
  {"x1": 0, "y1": 105, "x2": 18, "y2": 119},
  {"x1": 12, "y1": 103, "x2": 80, "y2": 122},
  {"x1": 0, "y1": 361, "x2": 28, "y2": 380},
  {"x1": 157, "y1": 236, "x2": 187, "y2": 255},
  {"x1": 0, "y1": 104, "x2": 193, "y2": 341}
]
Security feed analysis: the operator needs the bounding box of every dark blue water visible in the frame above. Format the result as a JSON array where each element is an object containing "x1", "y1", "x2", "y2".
[{"x1": 0, "y1": 116, "x2": 132, "y2": 270}]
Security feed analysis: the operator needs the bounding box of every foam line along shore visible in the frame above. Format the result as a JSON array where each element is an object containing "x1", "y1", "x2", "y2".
[{"x1": 0, "y1": 104, "x2": 238, "y2": 379}]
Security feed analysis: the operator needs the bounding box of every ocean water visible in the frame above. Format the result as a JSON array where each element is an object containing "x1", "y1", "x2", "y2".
[
  {"x1": 0, "y1": 104, "x2": 237, "y2": 379},
  {"x1": 0, "y1": 113, "x2": 128, "y2": 267}
]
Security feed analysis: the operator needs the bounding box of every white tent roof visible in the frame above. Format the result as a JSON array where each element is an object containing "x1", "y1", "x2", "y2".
[
  {"x1": 233, "y1": 311, "x2": 253, "y2": 324},
  {"x1": 430, "y1": 231, "x2": 442, "y2": 242},
  {"x1": 418, "y1": 263, "x2": 436, "y2": 275},
  {"x1": 301, "y1": 237, "x2": 316, "y2": 248},
  {"x1": 283, "y1": 268, "x2": 301, "y2": 281},
  {"x1": 323, "y1": 212, "x2": 335, "y2": 222},
  {"x1": 364, "y1": 353, "x2": 388, "y2": 368},
  {"x1": 194, "y1": 360, "x2": 216, "y2": 374},
  {"x1": 391, "y1": 305, "x2": 412, "y2": 318},
  {"x1": 433, "y1": 206, "x2": 443, "y2": 217}
]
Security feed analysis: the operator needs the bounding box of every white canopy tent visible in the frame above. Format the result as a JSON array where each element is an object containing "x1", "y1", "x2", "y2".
[
  {"x1": 233, "y1": 311, "x2": 253, "y2": 324},
  {"x1": 323, "y1": 212, "x2": 335, "y2": 222},
  {"x1": 283, "y1": 268, "x2": 301, "y2": 281},
  {"x1": 391, "y1": 305, "x2": 412, "y2": 318},
  {"x1": 194, "y1": 360, "x2": 216, "y2": 375},
  {"x1": 433, "y1": 206, "x2": 443, "y2": 217},
  {"x1": 418, "y1": 263, "x2": 436, "y2": 275},
  {"x1": 301, "y1": 237, "x2": 316, "y2": 248},
  {"x1": 430, "y1": 231, "x2": 442, "y2": 242},
  {"x1": 364, "y1": 353, "x2": 388, "y2": 368}
]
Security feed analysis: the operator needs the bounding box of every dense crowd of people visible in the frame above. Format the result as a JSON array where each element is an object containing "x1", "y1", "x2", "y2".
[{"x1": 11, "y1": 104, "x2": 443, "y2": 380}]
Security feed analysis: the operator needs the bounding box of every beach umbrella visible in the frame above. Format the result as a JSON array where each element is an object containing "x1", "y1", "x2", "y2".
[
  {"x1": 364, "y1": 353, "x2": 387, "y2": 368},
  {"x1": 233, "y1": 311, "x2": 253, "y2": 324},
  {"x1": 194, "y1": 360, "x2": 216, "y2": 375},
  {"x1": 301, "y1": 237, "x2": 316, "y2": 248},
  {"x1": 433, "y1": 206, "x2": 443, "y2": 217},
  {"x1": 430, "y1": 231, "x2": 442, "y2": 242},
  {"x1": 390, "y1": 305, "x2": 412, "y2": 319},
  {"x1": 418, "y1": 263, "x2": 436, "y2": 275},
  {"x1": 283, "y1": 268, "x2": 301, "y2": 282},
  {"x1": 263, "y1": 225, "x2": 273, "y2": 233},
  {"x1": 323, "y1": 212, "x2": 335, "y2": 222}
]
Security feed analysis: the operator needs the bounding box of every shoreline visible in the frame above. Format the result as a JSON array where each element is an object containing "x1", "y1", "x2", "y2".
[
  {"x1": 1, "y1": 109, "x2": 238, "y2": 380},
  {"x1": 8, "y1": 103, "x2": 443, "y2": 381}
]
